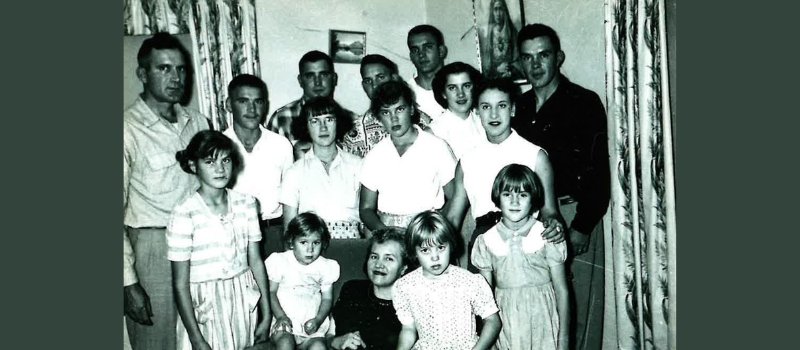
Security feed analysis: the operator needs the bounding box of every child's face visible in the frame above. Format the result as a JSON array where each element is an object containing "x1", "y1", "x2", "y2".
[
  {"x1": 415, "y1": 241, "x2": 451, "y2": 278},
  {"x1": 290, "y1": 232, "x2": 323, "y2": 265},
  {"x1": 477, "y1": 88, "x2": 514, "y2": 143},
  {"x1": 192, "y1": 151, "x2": 233, "y2": 190},
  {"x1": 367, "y1": 240, "x2": 407, "y2": 288},
  {"x1": 442, "y1": 72, "x2": 474, "y2": 117},
  {"x1": 499, "y1": 189, "x2": 533, "y2": 226}
]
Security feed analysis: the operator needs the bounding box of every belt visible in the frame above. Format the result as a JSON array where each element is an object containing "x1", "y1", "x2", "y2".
[
  {"x1": 127, "y1": 226, "x2": 166, "y2": 230},
  {"x1": 559, "y1": 195, "x2": 576, "y2": 205},
  {"x1": 261, "y1": 217, "x2": 282, "y2": 227},
  {"x1": 475, "y1": 211, "x2": 502, "y2": 228}
]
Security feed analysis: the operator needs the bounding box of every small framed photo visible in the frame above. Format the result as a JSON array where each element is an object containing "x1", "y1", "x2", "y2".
[{"x1": 330, "y1": 29, "x2": 366, "y2": 64}]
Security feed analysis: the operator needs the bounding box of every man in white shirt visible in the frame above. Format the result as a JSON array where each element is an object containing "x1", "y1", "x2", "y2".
[
  {"x1": 222, "y1": 74, "x2": 293, "y2": 257},
  {"x1": 406, "y1": 24, "x2": 448, "y2": 121}
]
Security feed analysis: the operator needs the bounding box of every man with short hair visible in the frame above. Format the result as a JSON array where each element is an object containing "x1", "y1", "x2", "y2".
[
  {"x1": 340, "y1": 54, "x2": 398, "y2": 157},
  {"x1": 406, "y1": 24, "x2": 448, "y2": 121},
  {"x1": 124, "y1": 32, "x2": 210, "y2": 350},
  {"x1": 512, "y1": 23, "x2": 611, "y2": 350},
  {"x1": 222, "y1": 74, "x2": 293, "y2": 258},
  {"x1": 264, "y1": 50, "x2": 357, "y2": 145}
]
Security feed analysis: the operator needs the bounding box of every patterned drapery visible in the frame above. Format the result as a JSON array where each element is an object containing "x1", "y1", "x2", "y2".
[
  {"x1": 124, "y1": 0, "x2": 261, "y2": 130},
  {"x1": 603, "y1": 0, "x2": 676, "y2": 349}
]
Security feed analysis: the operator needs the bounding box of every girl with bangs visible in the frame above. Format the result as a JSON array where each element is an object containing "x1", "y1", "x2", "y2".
[
  {"x1": 392, "y1": 211, "x2": 500, "y2": 350},
  {"x1": 471, "y1": 164, "x2": 570, "y2": 350}
]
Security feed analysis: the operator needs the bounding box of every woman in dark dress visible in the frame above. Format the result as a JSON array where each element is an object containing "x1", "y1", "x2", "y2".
[{"x1": 329, "y1": 227, "x2": 410, "y2": 350}]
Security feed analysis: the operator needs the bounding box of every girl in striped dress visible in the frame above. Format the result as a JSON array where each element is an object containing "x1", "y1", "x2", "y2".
[{"x1": 167, "y1": 130, "x2": 271, "y2": 350}]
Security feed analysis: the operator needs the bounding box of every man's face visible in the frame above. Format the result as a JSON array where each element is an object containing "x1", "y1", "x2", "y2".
[
  {"x1": 298, "y1": 60, "x2": 337, "y2": 100},
  {"x1": 408, "y1": 32, "x2": 446, "y2": 75},
  {"x1": 519, "y1": 36, "x2": 564, "y2": 90},
  {"x1": 227, "y1": 86, "x2": 268, "y2": 131},
  {"x1": 361, "y1": 63, "x2": 397, "y2": 100},
  {"x1": 137, "y1": 48, "x2": 186, "y2": 104}
]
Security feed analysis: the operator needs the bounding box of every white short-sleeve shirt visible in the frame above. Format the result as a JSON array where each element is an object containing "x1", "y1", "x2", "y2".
[
  {"x1": 359, "y1": 126, "x2": 456, "y2": 215},
  {"x1": 279, "y1": 147, "x2": 363, "y2": 223},
  {"x1": 224, "y1": 126, "x2": 294, "y2": 219},
  {"x1": 428, "y1": 109, "x2": 486, "y2": 160},
  {"x1": 407, "y1": 76, "x2": 446, "y2": 120},
  {"x1": 460, "y1": 130, "x2": 545, "y2": 218}
]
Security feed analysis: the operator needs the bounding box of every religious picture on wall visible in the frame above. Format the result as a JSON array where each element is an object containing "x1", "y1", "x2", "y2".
[
  {"x1": 330, "y1": 29, "x2": 367, "y2": 64},
  {"x1": 473, "y1": 0, "x2": 525, "y2": 81}
]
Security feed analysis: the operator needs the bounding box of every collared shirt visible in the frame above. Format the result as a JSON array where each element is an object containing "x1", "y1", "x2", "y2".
[
  {"x1": 428, "y1": 109, "x2": 485, "y2": 160},
  {"x1": 407, "y1": 76, "x2": 446, "y2": 121},
  {"x1": 124, "y1": 97, "x2": 210, "y2": 227},
  {"x1": 513, "y1": 75, "x2": 610, "y2": 234},
  {"x1": 166, "y1": 190, "x2": 262, "y2": 283},
  {"x1": 264, "y1": 98, "x2": 304, "y2": 143},
  {"x1": 392, "y1": 266, "x2": 499, "y2": 350},
  {"x1": 123, "y1": 97, "x2": 209, "y2": 285},
  {"x1": 223, "y1": 126, "x2": 293, "y2": 220},
  {"x1": 460, "y1": 130, "x2": 544, "y2": 218},
  {"x1": 360, "y1": 126, "x2": 456, "y2": 215},
  {"x1": 279, "y1": 147, "x2": 363, "y2": 223},
  {"x1": 340, "y1": 110, "x2": 387, "y2": 158}
]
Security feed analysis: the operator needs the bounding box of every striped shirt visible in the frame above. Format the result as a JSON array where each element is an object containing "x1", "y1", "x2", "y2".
[{"x1": 166, "y1": 190, "x2": 261, "y2": 283}]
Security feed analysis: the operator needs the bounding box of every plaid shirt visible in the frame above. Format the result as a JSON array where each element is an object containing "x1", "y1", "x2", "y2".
[{"x1": 264, "y1": 98, "x2": 304, "y2": 143}]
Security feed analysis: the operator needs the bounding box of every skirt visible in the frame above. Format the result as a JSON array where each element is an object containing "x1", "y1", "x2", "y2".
[{"x1": 176, "y1": 269, "x2": 262, "y2": 350}]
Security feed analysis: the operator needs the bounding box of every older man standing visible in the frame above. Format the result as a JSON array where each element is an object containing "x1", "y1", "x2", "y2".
[{"x1": 123, "y1": 32, "x2": 210, "y2": 350}]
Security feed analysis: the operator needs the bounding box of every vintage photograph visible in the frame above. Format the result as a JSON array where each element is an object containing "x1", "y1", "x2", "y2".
[
  {"x1": 330, "y1": 30, "x2": 367, "y2": 64},
  {"x1": 474, "y1": 0, "x2": 526, "y2": 81}
]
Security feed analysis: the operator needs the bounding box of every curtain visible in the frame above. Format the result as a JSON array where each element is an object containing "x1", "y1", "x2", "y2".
[
  {"x1": 124, "y1": 0, "x2": 261, "y2": 131},
  {"x1": 603, "y1": 0, "x2": 676, "y2": 349}
]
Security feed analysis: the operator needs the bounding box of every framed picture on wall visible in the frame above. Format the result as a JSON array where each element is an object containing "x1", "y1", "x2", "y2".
[
  {"x1": 330, "y1": 29, "x2": 367, "y2": 64},
  {"x1": 473, "y1": 0, "x2": 526, "y2": 82}
]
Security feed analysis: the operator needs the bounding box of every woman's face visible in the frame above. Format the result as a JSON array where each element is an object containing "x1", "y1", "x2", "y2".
[
  {"x1": 367, "y1": 240, "x2": 407, "y2": 288},
  {"x1": 492, "y1": 1, "x2": 505, "y2": 23},
  {"x1": 307, "y1": 113, "x2": 337, "y2": 147},
  {"x1": 477, "y1": 88, "x2": 514, "y2": 143},
  {"x1": 442, "y1": 72, "x2": 474, "y2": 118},
  {"x1": 377, "y1": 97, "x2": 415, "y2": 139}
]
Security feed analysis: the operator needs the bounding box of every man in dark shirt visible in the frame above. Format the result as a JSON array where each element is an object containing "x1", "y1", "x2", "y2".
[{"x1": 512, "y1": 23, "x2": 610, "y2": 350}]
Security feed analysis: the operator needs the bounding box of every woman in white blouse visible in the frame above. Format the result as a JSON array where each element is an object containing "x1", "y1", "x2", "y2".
[{"x1": 279, "y1": 97, "x2": 365, "y2": 239}]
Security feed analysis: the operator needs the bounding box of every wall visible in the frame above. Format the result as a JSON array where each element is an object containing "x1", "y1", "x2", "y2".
[
  {"x1": 255, "y1": 0, "x2": 427, "y2": 116},
  {"x1": 427, "y1": 0, "x2": 606, "y2": 105}
]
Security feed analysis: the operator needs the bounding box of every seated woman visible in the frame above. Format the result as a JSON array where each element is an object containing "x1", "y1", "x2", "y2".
[
  {"x1": 429, "y1": 62, "x2": 485, "y2": 161},
  {"x1": 328, "y1": 227, "x2": 409, "y2": 350},
  {"x1": 279, "y1": 96, "x2": 363, "y2": 239},
  {"x1": 358, "y1": 81, "x2": 458, "y2": 232}
]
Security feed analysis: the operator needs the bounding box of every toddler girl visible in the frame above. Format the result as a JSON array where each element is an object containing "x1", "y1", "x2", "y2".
[
  {"x1": 167, "y1": 130, "x2": 271, "y2": 350},
  {"x1": 393, "y1": 211, "x2": 501, "y2": 350},
  {"x1": 471, "y1": 164, "x2": 570, "y2": 350},
  {"x1": 265, "y1": 212, "x2": 340, "y2": 350}
]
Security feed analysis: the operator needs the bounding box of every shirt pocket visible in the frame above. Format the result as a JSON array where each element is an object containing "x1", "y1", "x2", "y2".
[{"x1": 144, "y1": 152, "x2": 179, "y2": 194}]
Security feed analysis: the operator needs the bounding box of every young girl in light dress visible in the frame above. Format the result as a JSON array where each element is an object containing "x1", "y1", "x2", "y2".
[
  {"x1": 265, "y1": 212, "x2": 340, "y2": 350},
  {"x1": 471, "y1": 164, "x2": 570, "y2": 350},
  {"x1": 167, "y1": 130, "x2": 271, "y2": 350},
  {"x1": 393, "y1": 210, "x2": 501, "y2": 350}
]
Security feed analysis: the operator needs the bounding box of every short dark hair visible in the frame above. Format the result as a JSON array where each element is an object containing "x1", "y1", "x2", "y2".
[
  {"x1": 285, "y1": 212, "x2": 331, "y2": 251},
  {"x1": 475, "y1": 78, "x2": 520, "y2": 105},
  {"x1": 137, "y1": 32, "x2": 190, "y2": 69},
  {"x1": 432, "y1": 62, "x2": 483, "y2": 108},
  {"x1": 360, "y1": 54, "x2": 398, "y2": 75},
  {"x1": 369, "y1": 227, "x2": 410, "y2": 266},
  {"x1": 298, "y1": 50, "x2": 334, "y2": 73},
  {"x1": 227, "y1": 74, "x2": 268, "y2": 99},
  {"x1": 292, "y1": 96, "x2": 354, "y2": 143},
  {"x1": 175, "y1": 130, "x2": 243, "y2": 177},
  {"x1": 517, "y1": 23, "x2": 562, "y2": 53},
  {"x1": 369, "y1": 80, "x2": 421, "y2": 125},
  {"x1": 490, "y1": 163, "x2": 545, "y2": 212},
  {"x1": 407, "y1": 24, "x2": 445, "y2": 45}
]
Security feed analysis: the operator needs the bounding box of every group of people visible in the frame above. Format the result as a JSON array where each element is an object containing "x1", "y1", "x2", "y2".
[{"x1": 123, "y1": 21, "x2": 609, "y2": 350}]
